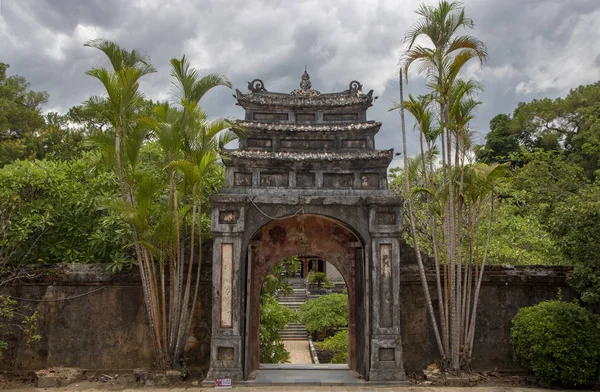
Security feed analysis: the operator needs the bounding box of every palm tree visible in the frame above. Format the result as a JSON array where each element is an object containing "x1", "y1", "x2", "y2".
[
  {"x1": 398, "y1": 0, "x2": 488, "y2": 371},
  {"x1": 84, "y1": 39, "x2": 162, "y2": 357},
  {"x1": 86, "y1": 41, "x2": 237, "y2": 367}
]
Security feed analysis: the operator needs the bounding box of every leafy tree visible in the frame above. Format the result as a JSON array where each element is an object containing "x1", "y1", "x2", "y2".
[
  {"x1": 477, "y1": 149, "x2": 599, "y2": 303},
  {"x1": 262, "y1": 256, "x2": 301, "y2": 297},
  {"x1": 300, "y1": 293, "x2": 348, "y2": 338},
  {"x1": 549, "y1": 183, "x2": 600, "y2": 304},
  {"x1": 0, "y1": 63, "x2": 48, "y2": 141},
  {"x1": 85, "y1": 39, "x2": 236, "y2": 368},
  {"x1": 476, "y1": 114, "x2": 519, "y2": 163},
  {"x1": 481, "y1": 202, "x2": 565, "y2": 266},
  {"x1": 0, "y1": 64, "x2": 90, "y2": 164},
  {"x1": 0, "y1": 63, "x2": 50, "y2": 165},
  {"x1": 478, "y1": 81, "x2": 600, "y2": 181}
]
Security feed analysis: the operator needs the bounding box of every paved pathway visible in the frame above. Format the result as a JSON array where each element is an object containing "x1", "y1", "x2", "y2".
[{"x1": 284, "y1": 339, "x2": 313, "y2": 364}]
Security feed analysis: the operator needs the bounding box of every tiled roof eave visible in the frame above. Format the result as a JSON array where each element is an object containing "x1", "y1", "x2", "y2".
[
  {"x1": 235, "y1": 121, "x2": 382, "y2": 133},
  {"x1": 223, "y1": 149, "x2": 394, "y2": 167}
]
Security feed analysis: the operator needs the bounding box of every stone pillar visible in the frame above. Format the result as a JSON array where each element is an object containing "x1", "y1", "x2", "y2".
[
  {"x1": 368, "y1": 205, "x2": 406, "y2": 381},
  {"x1": 205, "y1": 205, "x2": 246, "y2": 382}
]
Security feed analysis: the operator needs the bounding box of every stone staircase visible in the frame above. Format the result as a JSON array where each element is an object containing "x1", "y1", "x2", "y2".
[{"x1": 278, "y1": 280, "x2": 308, "y2": 340}]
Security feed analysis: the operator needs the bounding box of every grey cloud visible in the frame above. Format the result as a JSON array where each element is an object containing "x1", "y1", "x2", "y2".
[{"x1": 1, "y1": 0, "x2": 599, "y2": 163}]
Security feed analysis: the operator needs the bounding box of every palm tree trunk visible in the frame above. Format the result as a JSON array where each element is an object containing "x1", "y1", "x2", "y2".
[
  {"x1": 174, "y1": 200, "x2": 197, "y2": 363},
  {"x1": 465, "y1": 189, "x2": 495, "y2": 362},
  {"x1": 399, "y1": 69, "x2": 446, "y2": 358},
  {"x1": 444, "y1": 104, "x2": 459, "y2": 372}
]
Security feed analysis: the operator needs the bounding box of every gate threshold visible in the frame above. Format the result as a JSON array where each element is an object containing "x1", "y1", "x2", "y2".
[
  {"x1": 246, "y1": 363, "x2": 365, "y2": 385},
  {"x1": 260, "y1": 363, "x2": 350, "y2": 370}
]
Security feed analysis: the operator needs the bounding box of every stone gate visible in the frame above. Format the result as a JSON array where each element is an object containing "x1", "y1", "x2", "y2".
[{"x1": 206, "y1": 71, "x2": 406, "y2": 381}]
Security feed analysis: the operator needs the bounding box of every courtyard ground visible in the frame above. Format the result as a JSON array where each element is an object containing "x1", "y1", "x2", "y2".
[{"x1": 0, "y1": 384, "x2": 587, "y2": 391}]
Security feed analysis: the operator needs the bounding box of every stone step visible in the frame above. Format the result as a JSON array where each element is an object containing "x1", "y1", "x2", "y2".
[
  {"x1": 279, "y1": 333, "x2": 307, "y2": 339},
  {"x1": 279, "y1": 326, "x2": 306, "y2": 330}
]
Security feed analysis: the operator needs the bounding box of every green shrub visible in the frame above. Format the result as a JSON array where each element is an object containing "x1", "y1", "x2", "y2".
[
  {"x1": 321, "y1": 329, "x2": 348, "y2": 364},
  {"x1": 307, "y1": 271, "x2": 334, "y2": 289},
  {"x1": 259, "y1": 294, "x2": 298, "y2": 363},
  {"x1": 510, "y1": 299, "x2": 600, "y2": 387},
  {"x1": 300, "y1": 293, "x2": 348, "y2": 338}
]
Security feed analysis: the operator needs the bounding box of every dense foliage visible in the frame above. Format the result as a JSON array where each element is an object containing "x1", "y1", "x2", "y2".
[
  {"x1": 259, "y1": 294, "x2": 298, "y2": 364},
  {"x1": 300, "y1": 293, "x2": 348, "y2": 337},
  {"x1": 474, "y1": 79, "x2": 600, "y2": 304},
  {"x1": 511, "y1": 299, "x2": 600, "y2": 387},
  {"x1": 320, "y1": 329, "x2": 348, "y2": 364},
  {"x1": 0, "y1": 157, "x2": 130, "y2": 265}
]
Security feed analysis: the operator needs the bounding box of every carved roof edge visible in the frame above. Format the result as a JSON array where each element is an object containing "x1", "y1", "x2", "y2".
[
  {"x1": 235, "y1": 120, "x2": 382, "y2": 133},
  {"x1": 224, "y1": 149, "x2": 393, "y2": 162}
]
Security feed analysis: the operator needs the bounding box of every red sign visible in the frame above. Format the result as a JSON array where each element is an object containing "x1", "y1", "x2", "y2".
[{"x1": 215, "y1": 378, "x2": 233, "y2": 388}]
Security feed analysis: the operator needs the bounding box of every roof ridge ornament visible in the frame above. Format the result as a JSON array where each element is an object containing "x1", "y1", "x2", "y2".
[
  {"x1": 291, "y1": 67, "x2": 321, "y2": 97},
  {"x1": 348, "y1": 80, "x2": 363, "y2": 92},
  {"x1": 248, "y1": 79, "x2": 267, "y2": 92},
  {"x1": 300, "y1": 66, "x2": 311, "y2": 90}
]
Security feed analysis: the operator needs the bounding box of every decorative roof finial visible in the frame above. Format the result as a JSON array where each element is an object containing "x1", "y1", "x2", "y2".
[{"x1": 300, "y1": 67, "x2": 311, "y2": 90}]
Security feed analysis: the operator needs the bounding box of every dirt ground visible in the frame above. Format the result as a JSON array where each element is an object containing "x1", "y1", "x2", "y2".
[{"x1": 0, "y1": 369, "x2": 597, "y2": 391}]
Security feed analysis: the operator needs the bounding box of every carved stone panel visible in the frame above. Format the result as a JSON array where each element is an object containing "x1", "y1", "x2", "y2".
[
  {"x1": 376, "y1": 211, "x2": 396, "y2": 225},
  {"x1": 342, "y1": 139, "x2": 367, "y2": 149},
  {"x1": 323, "y1": 173, "x2": 354, "y2": 188},
  {"x1": 323, "y1": 112, "x2": 359, "y2": 122},
  {"x1": 360, "y1": 173, "x2": 379, "y2": 189},
  {"x1": 234, "y1": 172, "x2": 252, "y2": 187},
  {"x1": 379, "y1": 347, "x2": 395, "y2": 362},
  {"x1": 296, "y1": 172, "x2": 315, "y2": 188},
  {"x1": 260, "y1": 172, "x2": 288, "y2": 188},
  {"x1": 280, "y1": 139, "x2": 334, "y2": 150},
  {"x1": 220, "y1": 243, "x2": 233, "y2": 328},
  {"x1": 219, "y1": 210, "x2": 239, "y2": 224},
  {"x1": 217, "y1": 346, "x2": 234, "y2": 360},
  {"x1": 253, "y1": 112, "x2": 289, "y2": 121},
  {"x1": 379, "y1": 244, "x2": 393, "y2": 328},
  {"x1": 296, "y1": 113, "x2": 316, "y2": 122},
  {"x1": 247, "y1": 138, "x2": 272, "y2": 148}
]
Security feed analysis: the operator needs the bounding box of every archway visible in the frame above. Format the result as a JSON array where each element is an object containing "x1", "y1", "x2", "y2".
[
  {"x1": 205, "y1": 73, "x2": 407, "y2": 383},
  {"x1": 245, "y1": 214, "x2": 364, "y2": 375}
]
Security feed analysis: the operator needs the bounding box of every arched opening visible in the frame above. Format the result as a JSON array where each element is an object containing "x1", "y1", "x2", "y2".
[
  {"x1": 244, "y1": 214, "x2": 366, "y2": 376},
  {"x1": 258, "y1": 256, "x2": 349, "y2": 365}
]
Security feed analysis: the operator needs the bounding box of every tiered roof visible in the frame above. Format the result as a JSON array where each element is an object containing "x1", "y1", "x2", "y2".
[
  {"x1": 234, "y1": 72, "x2": 375, "y2": 110},
  {"x1": 222, "y1": 70, "x2": 393, "y2": 191}
]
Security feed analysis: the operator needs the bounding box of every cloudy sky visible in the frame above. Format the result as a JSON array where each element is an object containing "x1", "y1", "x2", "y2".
[{"x1": 1, "y1": 0, "x2": 599, "y2": 166}]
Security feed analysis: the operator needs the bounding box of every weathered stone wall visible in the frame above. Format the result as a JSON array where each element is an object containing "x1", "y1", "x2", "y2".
[
  {"x1": 399, "y1": 260, "x2": 576, "y2": 372},
  {"x1": 1, "y1": 264, "x2": 212, "y2": 372},
  {"x1": 2, "y1": 262, "x2": 579, "y2": 374}
]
